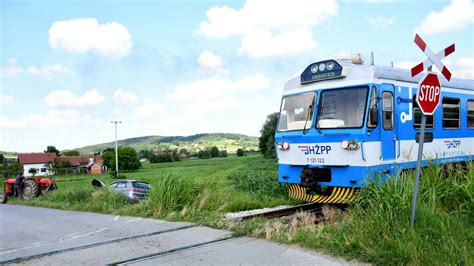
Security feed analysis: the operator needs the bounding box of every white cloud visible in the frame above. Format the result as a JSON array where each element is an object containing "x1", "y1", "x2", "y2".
[
  {"x1": 24, "y1": 109, "x2": 91, "y2": 126},
  {"x1": 238, "y1": 29, "x2": 317, "y2": 58},
  {"x1": 168, "y1": 73, "x2": 269, "y2": 114},
  {"x1": 26, "y1": 64, "x2": 69, "y2": 80},
  {"x1": 49, "y1": 18, "x2": 132, "y2": 58},
  {"x1": 394, "y1": 60, "x2": 419, "y2": 70},
  {"x1": 197, "y1": 51, "x2": 223, "y2": 71},
  {"x1": 44, "y1": 89, "x2": 105, "y2": 108},
  {"x1": 134, "y1": 102, "x2": 166, "y2": 118},
  {"x1": 395, "y1": 57, "x2": 474, "y2": 79},
  {"x1": 169, "y1": 73, "x2": 270, "y2": 101},
  {"x1": 365, "y1": 16, "x2": 394, "y2": 29},
  {"x1": 113, "y1": 89, "x2": 138, "y2": 104},
  {"x1": 196, "y1": 51, "x2": 231, "y2": 77},
  {"x1": 1, "y1": 59, "x2": 23, "y2": 78},
  {"x1": 198, "y1": 0, "x2": 338, "y2": 58},
  {"x1": 445, "y1": 57, "x2": 474, "y2": 79},
  {"x1": 415, "y1": 0, "x2": 474, "y2": 35},
  {"x1": 0, "y1": 115, "x2": 26, "y2": 128},
  {"x1": 1, "y1": 95, "x2": 13, "y2": 105}
]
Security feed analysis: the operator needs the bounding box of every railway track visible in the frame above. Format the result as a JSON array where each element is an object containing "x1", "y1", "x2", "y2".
[{"x1": 228, "y1": 203, "x2": 323, "y2": 220}]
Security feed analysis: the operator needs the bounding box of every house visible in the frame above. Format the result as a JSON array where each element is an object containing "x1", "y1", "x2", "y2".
[
  {"x1": 87, "y1": 155, "x2": 105, "y2": 175},
  {"x1": 57, "y1": 155, "x2": 91, "y2": 167},
  {"x1": 18, "y1": 153, "x2": 57, "y2": 177},
  {"x1": 56, "y1": 155, "x2": 92, "y2": 174}
]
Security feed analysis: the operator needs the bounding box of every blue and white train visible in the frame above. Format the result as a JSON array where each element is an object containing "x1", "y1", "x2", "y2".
[{"x1": 275, "y1": 55, "x2": 473, "y2": 203}]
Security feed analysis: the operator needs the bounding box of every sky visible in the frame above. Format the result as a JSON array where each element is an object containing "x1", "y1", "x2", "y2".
[{"x1": 1, "y1": 0, "x2": 473, "y2": 152}]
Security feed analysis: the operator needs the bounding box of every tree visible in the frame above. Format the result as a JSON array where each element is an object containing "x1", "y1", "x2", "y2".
[
  {"x1": 198, "y1": 150, "x2": 211, "y2": 159},
  {"x1": 28, "y1": 168, "x2": 38, "y2": 177},
  {"x1": 210, "y1": 146, "x2": 219, "y2": 158},
  {"x1": 103, "y1": 147, "x2": 141, "y2": 171},
  {"x1": 0, "y1": 162, "x2": 22, "y2": 179},
  {"x1": 62, "y1": 150, "x2": 80, "y2": 156},
  {"x1": 178, "y1": 148, "x2": 189, "y2": 158},
  {"x1": 218, "y1": 150, "x2": 228, "y2": 157},
  {"x1": 0, "y1": 154, "x2": 4, "y2": 164},
  {"x1": 236, "y1": 148, "x2": 245, "y2": 157},
  {"x1": 259, "y1": 112, "x2": 279, "y2": 158},
  {"x1": 45, "y1": 146, "x2": 60, "y2": 156}
]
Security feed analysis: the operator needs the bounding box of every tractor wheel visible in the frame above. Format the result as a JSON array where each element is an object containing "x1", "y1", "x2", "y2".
[
  {"x1": 0, "y1": 192, "x2": 7, "y2": 204},
  {"x1": 44, "y1": 182, "x2": 57, "y2": 192},
  {"x1": 22, "y1": 179, "x2": 40, "y2": 200},
  {"x1": 49, "y1": 182, "x2": 57, "y2": 191}
]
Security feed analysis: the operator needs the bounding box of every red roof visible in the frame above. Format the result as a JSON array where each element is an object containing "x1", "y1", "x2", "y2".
[
  {"x1": 18, "y1": 153, "x2": 57, "y2": 164},
  {"x1": 57, "y1": 156, "x2": 90, "y2": 166}
]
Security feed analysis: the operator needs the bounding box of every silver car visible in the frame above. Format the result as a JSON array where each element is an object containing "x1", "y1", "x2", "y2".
[{"x1": 110, "y1": 180, "x2": 151, "y2": 202}]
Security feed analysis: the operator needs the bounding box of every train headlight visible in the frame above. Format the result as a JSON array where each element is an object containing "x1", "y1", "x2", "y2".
[
  {"x1": 277, "y1": 142, "x2": 290, "y2": 150},
  {"x1": 341, "y1": 140, "x2": 359, "y2": 150}
]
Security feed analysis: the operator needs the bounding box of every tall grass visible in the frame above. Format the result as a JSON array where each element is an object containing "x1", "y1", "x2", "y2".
[
  {"x1": 227, "y1": 158, "x2": 287, "y2": 200},
  {"x1": 281, "y1": 162, "x2": 474, "y2": 265}
]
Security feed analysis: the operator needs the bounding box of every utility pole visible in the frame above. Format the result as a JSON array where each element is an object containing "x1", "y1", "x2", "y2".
[{"x1": 111, "y1": 121, "x2": 122, "y2": 177}]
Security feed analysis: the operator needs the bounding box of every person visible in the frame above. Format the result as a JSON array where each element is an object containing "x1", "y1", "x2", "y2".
[{"x1": 14, "y1": 169, "x2": 25, "y2": 198}]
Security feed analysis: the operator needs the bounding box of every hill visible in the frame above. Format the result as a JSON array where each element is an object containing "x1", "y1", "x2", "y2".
[{"x1": 74, "y1": 133, "x2": 259, "y2": 154}]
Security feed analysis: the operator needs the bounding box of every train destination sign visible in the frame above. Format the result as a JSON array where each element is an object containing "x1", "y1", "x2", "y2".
[{"x1": 300, "y1": 60, "x2": 344, "y2": 84}]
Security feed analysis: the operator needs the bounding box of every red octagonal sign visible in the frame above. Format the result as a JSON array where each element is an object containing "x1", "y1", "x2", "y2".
[{"x1": 416, "y1": 72, "x2": 442, "y2": 115}]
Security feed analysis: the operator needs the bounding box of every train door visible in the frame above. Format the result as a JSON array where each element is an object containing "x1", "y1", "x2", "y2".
[{"x1": 381, "y1": 84, "x2": 396, "y2": 160}]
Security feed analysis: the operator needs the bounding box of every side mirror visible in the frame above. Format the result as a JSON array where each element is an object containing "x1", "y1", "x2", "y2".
[{"x1": 370, "y1": 108, "x2": 379, "y2": 126}]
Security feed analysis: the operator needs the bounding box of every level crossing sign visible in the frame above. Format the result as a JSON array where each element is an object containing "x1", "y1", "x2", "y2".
[
  {"x1": 409, "y1": 34, "x2": 455, "y2": 226},
  {"x1": 416, "y1": 73, "x2": 441, "y2": 115},
  {"x1": 411, "y1": 34, "x2": 455, "y2": 80}
]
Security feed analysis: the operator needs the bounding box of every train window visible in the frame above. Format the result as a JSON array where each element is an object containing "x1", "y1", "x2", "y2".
[
  {"x1": 468, "y1": 100, "x2": 474, "y2": 129},
  {"x1": 442, "y1": 98, "x2": 460, "y2": 129},
  {"x1": 413, "y1": 95, "x2": 434, "y2": 129},
  {"x1": 367, "y1": 86, "x2": 378, "y2": 128},
  {"x1": 277, "y1": 92, "x2": 316, "y2": 131},
  {"x1": 382, "y1": 92, "x2": 393, "y2": 130}
]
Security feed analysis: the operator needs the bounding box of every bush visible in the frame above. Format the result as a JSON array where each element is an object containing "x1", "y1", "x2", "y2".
[{"x1": 236, "y1": 148, "x2": 245, "y2": 157}]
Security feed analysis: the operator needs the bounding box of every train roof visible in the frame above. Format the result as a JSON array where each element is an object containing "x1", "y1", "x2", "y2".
[{"x1": 283, "y1": 59, "x2": 474, "y2": 92}]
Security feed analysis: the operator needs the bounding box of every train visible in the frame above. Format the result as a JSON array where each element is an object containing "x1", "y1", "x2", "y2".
[{"x1": 275, "y1": 54, "x2": 473, "y2": 204}]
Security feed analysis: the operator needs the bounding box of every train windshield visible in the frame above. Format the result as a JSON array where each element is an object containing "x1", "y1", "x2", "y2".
[
  {"x1": 277, "y1": 92, "x2": 316, "y2": 132},
  {"x1": 317, "y1": 87, "x2": 368, "y2": 129}
]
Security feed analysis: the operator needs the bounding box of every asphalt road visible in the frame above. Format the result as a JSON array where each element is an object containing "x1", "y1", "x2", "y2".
[{"x1": 0, "y1": 205, "x2": 356, "y2": 265}]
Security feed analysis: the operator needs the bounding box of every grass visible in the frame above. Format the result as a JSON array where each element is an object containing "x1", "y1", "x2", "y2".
[
  {"x1": 222, "y1": 162, "x2": 474, "y2": 265},
  {"x1": 8, "y1": 156, "x2": 473, "y2": 264}
]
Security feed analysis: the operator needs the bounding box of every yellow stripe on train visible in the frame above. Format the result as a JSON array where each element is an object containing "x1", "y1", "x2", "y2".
[{"x1": 288, "y1": 184, "x2": 358, "y2": 204}]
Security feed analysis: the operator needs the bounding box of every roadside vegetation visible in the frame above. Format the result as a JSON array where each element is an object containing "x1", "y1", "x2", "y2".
[
  {"x1": 225, "y1": 162, "x2": 474, "y2": 265},
  {"x1": 7, "y1": 155, "x2": 473, "y2": 264}
]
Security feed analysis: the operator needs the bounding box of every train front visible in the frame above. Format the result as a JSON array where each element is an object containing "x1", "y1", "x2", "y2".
[{"x1": 275, "y1": 58, "x2": 374, "y2": 204}]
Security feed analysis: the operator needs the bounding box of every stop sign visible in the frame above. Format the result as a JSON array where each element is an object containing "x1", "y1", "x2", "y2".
[{"x1": 416, "y1": 72, "x2": 441, "y2": 115}]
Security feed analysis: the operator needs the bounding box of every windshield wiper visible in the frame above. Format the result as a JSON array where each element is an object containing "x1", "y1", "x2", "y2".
[
  {"x1": 316, "y1": 103, "x2": 324, "y2": 134},
  {"x1": 303, "y1": 94, "x2": 316, "y2": 135}
]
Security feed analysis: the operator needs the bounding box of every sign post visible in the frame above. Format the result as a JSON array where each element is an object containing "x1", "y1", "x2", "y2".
[
  {"x1": 409, "y1": 34, "x2": 454, "y2": 226},
  {"x1": 410, "y1": 73, "x2": 441, "y2": 226}
]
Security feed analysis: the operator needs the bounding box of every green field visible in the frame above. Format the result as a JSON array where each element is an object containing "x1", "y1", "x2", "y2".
[
  {"x1": 13, "y1": 155, "x2": 292, "y2": 222},
  {"x1": 9, "y1": 156, "x2": 474, "y2": 265}
]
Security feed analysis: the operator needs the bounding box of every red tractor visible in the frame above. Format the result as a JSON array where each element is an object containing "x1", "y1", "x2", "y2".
[{"x1": 0, "y1": 176, "x2": 57, "y2": 203}]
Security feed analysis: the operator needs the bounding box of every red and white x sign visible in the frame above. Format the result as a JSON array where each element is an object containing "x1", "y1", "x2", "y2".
[{"x1": 411, "y1": 34, "x2": 455, "y2": 81}]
